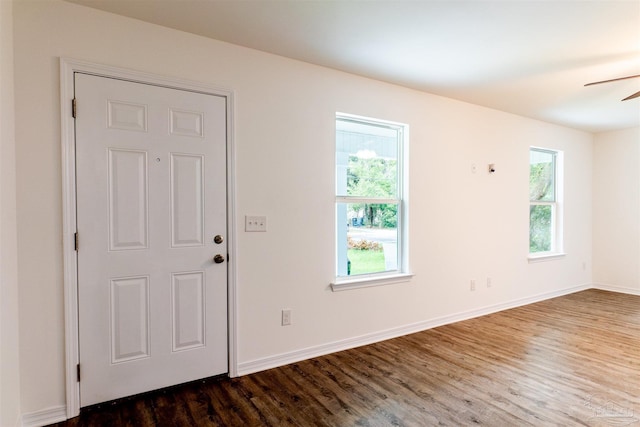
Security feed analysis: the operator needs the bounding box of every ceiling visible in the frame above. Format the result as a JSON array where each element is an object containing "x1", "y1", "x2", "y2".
[{"x1": 66, "y1": 0, "x2": 640, "y2": 133}]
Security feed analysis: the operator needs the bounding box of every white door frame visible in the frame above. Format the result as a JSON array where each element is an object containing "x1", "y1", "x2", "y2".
[{"x1": 60, "y1": 57, "x2": 238, "y2": 419}]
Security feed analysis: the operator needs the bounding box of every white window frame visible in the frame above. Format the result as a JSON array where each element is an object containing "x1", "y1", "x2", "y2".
[
  {"x1": 331, "y1": 113, "x2": 412, "y2": 291},
  {"x1": 528, "y1": 147, "x2": 565, "y2": 261}
]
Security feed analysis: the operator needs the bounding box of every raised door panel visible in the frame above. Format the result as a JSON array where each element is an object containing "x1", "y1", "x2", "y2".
[
  {"x1": 171, "y1": 271, "x2": 205, "y2": 352},
  {"x1": 108, "y1": 100, "x2": 148, "y2": 132},
  {"x1": 110, "y1": 276, "x2": 150, "y2": 363},
  {"x1": 170, "y1": 154, "x2": 204, "y2": 247},
  {"x1": 108, "y1": 149, "x2": 148, "y2": 251}
]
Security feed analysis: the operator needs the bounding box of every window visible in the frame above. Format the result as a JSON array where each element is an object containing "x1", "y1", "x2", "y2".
[
  {"x1": 334, "y1": 114, "x2": 409, "y2": 289},
  {"x1": 529, "y1": 147, "x2": 563, "y2": 256}
]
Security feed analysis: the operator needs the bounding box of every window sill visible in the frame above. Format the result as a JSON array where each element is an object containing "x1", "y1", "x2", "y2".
[
  {"x1": 331, "y1": 272, "x2": 414, "y2": 292},
  {"x1": 528, "y1": 252, "x2": 566, "y2": 263}
]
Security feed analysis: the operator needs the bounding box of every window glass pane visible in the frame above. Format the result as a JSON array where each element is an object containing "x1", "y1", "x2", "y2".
[
  {"x1": 529, "y1": 204, "x2": 552, "y2": 252},
  {"x1": 336, "y1": 120, "x2": 398, "y2": 198},
  {"x1": 337, "y1": 202, "x2": 398, "y2": 276},
  {"x1": 529, "y1": 150, "x2": 555, "y2": 202}
]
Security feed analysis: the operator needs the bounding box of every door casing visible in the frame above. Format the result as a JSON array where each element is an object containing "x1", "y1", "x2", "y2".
[{"x1": 60, "y1": 57, "x2": 238, "y2": 419}]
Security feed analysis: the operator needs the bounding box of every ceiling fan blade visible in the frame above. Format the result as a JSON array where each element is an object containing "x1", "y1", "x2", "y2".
[
  {"x1": 622, "y1": 90, "x2": 640, "y2": 101},
  {"x1": 584, "y1": 74, "x2": 640, "y2": 87}
]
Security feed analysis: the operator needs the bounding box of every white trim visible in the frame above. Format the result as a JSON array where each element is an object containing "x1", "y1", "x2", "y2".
[
  {"x1": 336, "y1": 112, "x2": 407, "y2": 129},
  {"x1": 238, "y1": 283, "x2": 589, "y2": 376},
  {"x1": 331, "y1": 272, "x2": 413, "y2": 291},
  {"x1": 60, "y1": 57, "x2": 80, "y2": 419},
  {"x1": 592, "y1": 282, "x2": 640, "y2": 296},
  {"x1": 527, "y1": 252, "x2": 566, "y2": 262},
  {"x1": 60, "y1": 57, "x2": 238, "y2": 415},
  {"x1": 225, "y1": 83, "x2": 238, "y2": 377},
  {"x1": 21, "y1": 406, "x2": 67, "y2": 427}
]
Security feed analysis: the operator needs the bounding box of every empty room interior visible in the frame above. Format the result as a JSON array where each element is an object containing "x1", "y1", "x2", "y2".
[{"x1": 1, "y1": 0, "x2": 640, "y2": 426}]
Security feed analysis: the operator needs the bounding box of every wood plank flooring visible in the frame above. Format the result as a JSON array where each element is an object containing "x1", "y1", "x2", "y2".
[{"x1": 50, "y1": 289, "x2": 640, "y2": 426}]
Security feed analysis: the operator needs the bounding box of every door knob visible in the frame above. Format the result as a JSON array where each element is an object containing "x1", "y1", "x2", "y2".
[
  {"x1": 213, "y1": 254, "x2": 225, "y2": 264},
  {"x1": 214, "y1": 235, "x2": 224, "y2": 244}
]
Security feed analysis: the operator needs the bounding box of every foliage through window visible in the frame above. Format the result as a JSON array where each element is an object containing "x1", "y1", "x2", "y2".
[
  {"x1": 336, "y1": 114, "x2": 406, "y2": 278},
  {"x1": 529, "y1": 148, "x2": 561, "y2": 254}
]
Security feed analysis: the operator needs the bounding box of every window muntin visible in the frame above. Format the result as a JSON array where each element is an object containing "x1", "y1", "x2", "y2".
[
  {"x1": 529, "y1": 148, "x2": 560, "y2": 254},
  {"x1": 336, "y1": 115, "x2": 405, "y2": 279}
]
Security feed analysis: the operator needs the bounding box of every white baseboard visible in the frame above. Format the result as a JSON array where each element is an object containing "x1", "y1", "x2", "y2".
[
  {"x1": 592, "y1": 282, "x2": 640, "y2": 296},
  {"x1": 238, "y1": 283, "x2": 590, "y2": 375},
  {"x1": 21, "y1": 406, "x2": 66, "y2": 427}
]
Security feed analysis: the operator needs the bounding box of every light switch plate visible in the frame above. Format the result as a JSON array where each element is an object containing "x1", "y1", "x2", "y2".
[{"x1": 245, "y1": 215, "x2": 267, "y2": 232}]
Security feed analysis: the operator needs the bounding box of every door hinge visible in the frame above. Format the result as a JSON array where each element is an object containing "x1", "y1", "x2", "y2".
[
  {"x1": 77, "y1": 364, "x2": 81, "y2": 382},
  {"x1": 74, "y1": 232, "x2": 79, "y2": 251},
  {"x1": 72, "y1": 98, "x2": 77, "y2": 118}
]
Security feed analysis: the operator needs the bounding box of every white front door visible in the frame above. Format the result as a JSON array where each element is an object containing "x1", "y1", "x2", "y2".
[{"x1": 75, "y1": 73, "x2": 228, "y2": 406}]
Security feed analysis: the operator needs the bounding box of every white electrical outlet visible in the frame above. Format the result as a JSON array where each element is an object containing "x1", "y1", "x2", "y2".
[
  {"x1": 487, "y1": 277, "x2": 492, "y2": 288},
  {"x1": 245, "y1": 215, "x2": 267, "y2": 232},
  {"x1": 470, "y1": 279, "x2": 476, "y2": 291},
  {"x1": 282, "y1": 309, "x2": 292, "y2": 326}
]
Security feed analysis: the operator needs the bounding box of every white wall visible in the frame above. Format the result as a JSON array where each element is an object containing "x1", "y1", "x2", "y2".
[
  {"x1": 593, "y1": 127, "x2": 640, "y2": 292},
  {"x1": 13, "y1": 0, "x2": 593, "y2": 416},
  {"x1": 1, "y1": 0, "x2": 22, "y2": 425}
]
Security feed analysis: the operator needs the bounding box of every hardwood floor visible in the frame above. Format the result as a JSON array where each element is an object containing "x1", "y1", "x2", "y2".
[{"x1": 50, "y1": 289, "x2": 640, "y2": 426}]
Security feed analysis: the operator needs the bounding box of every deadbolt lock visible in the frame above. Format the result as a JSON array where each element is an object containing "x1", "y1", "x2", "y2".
[{"x1": 214, "y1": 235, "x2": 224, "y2": 244}]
